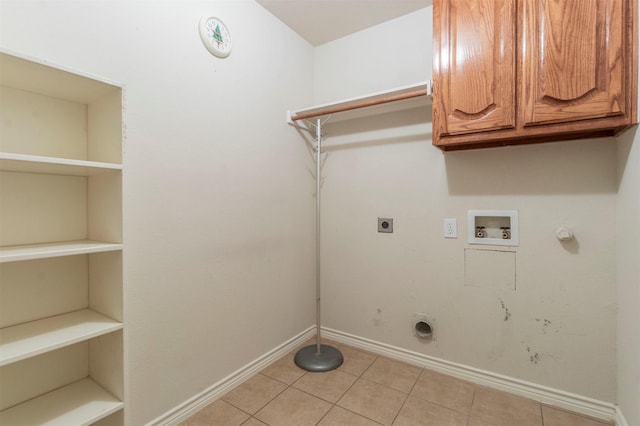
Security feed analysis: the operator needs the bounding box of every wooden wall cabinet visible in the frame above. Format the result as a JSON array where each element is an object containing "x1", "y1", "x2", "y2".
[
  {"x1": 433, "y1": 0, "x2": 638, "y2": 150},
  {"x1": 0, "y1": 51, "x2": 124, "y2": 425}
]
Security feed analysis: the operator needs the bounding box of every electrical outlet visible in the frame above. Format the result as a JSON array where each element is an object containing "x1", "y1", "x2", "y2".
[
  {"x1": 378, "y1": 218, "x2": 393, "y2": 233},
  {"x1": 444, "y1": 218, "x2": 457, "y2": 238}
]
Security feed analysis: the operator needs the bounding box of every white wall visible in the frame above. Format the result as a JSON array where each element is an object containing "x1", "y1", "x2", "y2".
[
  {"x1": 0, "y1": 1, "x2": 316, "y2": 425},
  {"x1": 312, "y1": 7, "x2": 432, "y2": 103},
  {"x1": 615, "y1": 6, "x2": 640, "y2": 417},
  {"x1": 616, "y1": 62, "x2": 640, "y2": 426},
  {"x1": 2, "y1": 0, "x2": 635, "y2": 422},
  {"x1": 315, "y1": 8, "x2": 618, "y2": 402}
]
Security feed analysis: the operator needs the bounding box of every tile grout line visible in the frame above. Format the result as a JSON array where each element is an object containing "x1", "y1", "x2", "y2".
[
  {"x1": 388, "y1": 367, "x2": 420, "y2": 426},
  {"x1": 315, "y1": 344, "x2": 380, "y2": 425},
  {"x1": 250, "y1": 372, "x2": 291, "y2": 422},
  {"x1": 465, "y1": 384, "x2": 477, "y2": 426},
  {"x1": 188, "y1": 340, "x2": 608, "y2": 426},
  {"x1": 253, "y1": 342, "x2": 380, "y2": 426},
  {"x1": 320, "y1": 343, "x2": 384, "y2": 425}
]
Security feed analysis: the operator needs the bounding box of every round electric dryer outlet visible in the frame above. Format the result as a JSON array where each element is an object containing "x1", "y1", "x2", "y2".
[{"x1": 378, "y1": 218, "x2": 393, "y2": 233}]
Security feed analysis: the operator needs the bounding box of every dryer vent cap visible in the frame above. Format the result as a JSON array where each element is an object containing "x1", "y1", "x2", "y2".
[{"x1": 414, "y1": 320, "x2": 433, "y2": 338}]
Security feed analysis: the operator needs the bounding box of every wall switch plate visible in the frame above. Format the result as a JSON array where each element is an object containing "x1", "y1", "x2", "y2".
[
  {"x1": 444, "y1": 218, "x2": 457, "y2": 238},
  {"x1": 378, "y1": 218, "x2": 393, "y2": 233}
]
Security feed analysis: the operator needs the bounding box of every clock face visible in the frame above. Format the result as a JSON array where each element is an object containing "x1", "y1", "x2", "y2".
[{"x1": 199, "y1": 16, "x2": 232, "y2": 58}]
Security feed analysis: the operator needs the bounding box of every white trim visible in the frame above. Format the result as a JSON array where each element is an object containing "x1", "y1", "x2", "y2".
[
  {"x1": 146, "y1": 326, "x2": 315, "y2": 426},
  {"x1": 615, "y1": 405, "x2": 629, "y2": 426},
  {"x1": 0, "y1": 47, "x2": 124, "y2": 88},
  {"x1": 289, "y1": 81, "x2": 429, "y2": 119},
  {"x1": 146, "y1": 326, "x2": 622, "y2": 425},
  {"x1": 287, "y1": 81, "x2": 431, "y2": 124},
  {"x1": 321, "y1": 327, "x2": 617, "y2": 423}
]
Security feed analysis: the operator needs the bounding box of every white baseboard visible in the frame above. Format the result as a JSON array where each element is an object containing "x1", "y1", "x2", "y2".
[
  {"x1": 146, "y1": 326, "x2": 315, "y2": 426},
  {"x1": 146, "y1": 325, "x2": 624, "y2": 425},
  {"x1": 321, "y1": 327, "x2": 618, "y2": 423}
]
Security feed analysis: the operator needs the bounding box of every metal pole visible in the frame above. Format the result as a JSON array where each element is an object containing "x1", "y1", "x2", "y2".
[
  {"x1": 315, "y1": 118, "x2": 322, "y2": 353},
  {"x1": 293, "y1": 117, "x2": 343, "y2": 372}
]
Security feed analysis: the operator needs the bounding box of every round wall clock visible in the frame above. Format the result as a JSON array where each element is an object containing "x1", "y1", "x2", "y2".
[{"x1": 199, "y1": 16, "x2": 232, "y2": 58}]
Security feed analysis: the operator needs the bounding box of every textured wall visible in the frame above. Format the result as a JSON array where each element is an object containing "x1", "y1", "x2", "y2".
[
  {"x1": 1, "y1": 1, "x2": 316, "y2": 424},
  {"x1": 616, "y1": 78, "x2": 640, "y2": 425},
  {"x1": 314, "y1": 7, "x2": 618, "y2": 402}
]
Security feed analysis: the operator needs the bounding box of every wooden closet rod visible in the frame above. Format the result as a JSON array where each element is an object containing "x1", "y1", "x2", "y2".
[{"x1": 289, "y1": 88, "x2": 428, "y2": 122}]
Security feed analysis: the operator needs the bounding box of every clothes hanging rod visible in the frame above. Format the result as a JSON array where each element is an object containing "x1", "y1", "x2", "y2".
[
  {"x1": 287, "y1": 81, "x2": 432, "y2": 123},
  {"x1": 290, "y1": 89, "x2": 427, "y2": 122}
]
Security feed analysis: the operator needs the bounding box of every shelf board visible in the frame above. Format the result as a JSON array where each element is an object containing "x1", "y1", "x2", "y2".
[
  {"x1": 0, "y1": 240, "x2": 123, "y2": 263},
  {"x1": 0, "y1": 377, "x2": 123, "y2": 426},
  {"x1": 0, "y1": 308, "x2": 123, "y2": 366},
  {"x1": 288, "y1": 81, "x2": 432, "y2": 123},
  {"x1": 1, "y1": 49, "x2": 121, "y2": 104},
  {"x1": 0, "y1": 152, "x2": 122, "y2": 176}
]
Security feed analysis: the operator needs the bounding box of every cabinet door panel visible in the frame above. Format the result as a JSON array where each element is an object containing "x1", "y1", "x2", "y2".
[
  {"x1": 522, "y1": 0, "x2": 626, "y2": 126},
  {"x1": 434, "y1": 0, "x2": 516, "y2": 138}
]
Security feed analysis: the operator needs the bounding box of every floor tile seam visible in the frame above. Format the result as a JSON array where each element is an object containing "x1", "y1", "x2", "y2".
[
  {"x1": 269, "y1": 370, "x2": 362, "y2": 426},
  {"x1": 290, "y1": 380, "x2": 346, "y2": 405},
  {"x1": 257, "y1": 371, "x2": 291, "y2": 384},
  {"x1": 259, "y1": 370, "x2": 302, "y2": 387},
  {"x1": 407, "y1": 384, "x2": 478, "y2": 417},
  {"x1": 215, "y1": 399, "x2": 253, "y2": 424},
  {"x1": 221, "y1": 375, "x2": 292, "y2": 418},
  {"x1": 323, "y1": 370, "x2": 363, "y2": 414},
  {"x1": 291, "y1": 371, "x2": 307, "y2": 388},
  {"x1": 283, "y1": 384, "x2": 334, "y2": 425},
  {"x1": 331, "y1": 402, "x2": 389, "y2": 426},
  {"x1": 402, "y1": 395, "x2": 475, "y2": 424},
  {"x1": 353, "y1": 375, "x2": 412, "y2": 397},
  {"x1": 342, "y1": 368, "x2": 363, "y2": 379},
  {"x1": 308, "y1": 363, "x2": 362, "y2": 380},
  {"x1": 465, "y1": 382, "x2": 479, "y2": 426},
  {"x1": 388, "y1": 387, "x2": 413, "y2": 426},
  {"x1": 290, "y1": 367, "x2": 369, "y2": 406},
  {"x1": 357, "y1": 352, "x2": 380, "y2": 377},
  {"x1": 361, "y1": 368, "x2": 422, "y2": 394},
  {"x1": 334, "y1": 376, "x2": 411, "y2": 426},
  {"x1": 314, "y1": 402, "x2": 334, "y2": 425},
  {"x1": 241, "y1": 417, "x2": 260, "y2": 426},
  {"x1": 404, "y1": 367, "x2": 421, "y2": 397},
  {"x1": 361, "y1": 378, "x2": 418, "y2": 395},
  {"x1": 468, "y1": 392, "x2": 544, "y2": 426},
  {"x1": 405, "y1": 374, "x2": 476, "y2": 417},
  {"x1": 338, "y1": 345, "x2": 381, "y2": 375},
  {"x1": 218, "y1": 396, "x2": 268, "y2": 421}
]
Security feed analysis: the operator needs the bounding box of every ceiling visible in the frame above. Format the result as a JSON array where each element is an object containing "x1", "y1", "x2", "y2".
[{"x1": 256, "y1": 0, "x2": 432, "y2": 46}]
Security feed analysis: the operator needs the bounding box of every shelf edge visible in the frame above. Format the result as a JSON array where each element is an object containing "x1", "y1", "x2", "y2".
[
  {"x1": 0, "y1": 377, "x2": 123, "y2": 426},
  {"x1": 0, "y1": 152, "x2": 122, "y2": 173},
  {"x1": 0, "y1": 309, "x2": 124, "y2": 367},
  {"x1": 0, "y1": 241, "x2": 123, "y2": 263},
  {"x1": 287, "y1": 81, "x2": 432, "y2": 123}
]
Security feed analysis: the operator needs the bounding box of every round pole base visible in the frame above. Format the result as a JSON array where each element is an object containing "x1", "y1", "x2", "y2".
[{"x1": 294, "y1": 344, "x2": 343, "y2": 372}]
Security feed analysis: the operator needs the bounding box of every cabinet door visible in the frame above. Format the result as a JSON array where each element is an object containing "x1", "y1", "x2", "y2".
[
  {"x1": 433, "y1": 0, "x2": 516, "y2": 139},
  {"x1": 521, "y1": 0, "x2": 626, "y2": 126}
]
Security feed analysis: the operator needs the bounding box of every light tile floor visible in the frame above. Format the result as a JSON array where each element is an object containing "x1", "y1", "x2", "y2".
[{"x1": 179, "y1": 339, "x2": 614, "y2": 426}]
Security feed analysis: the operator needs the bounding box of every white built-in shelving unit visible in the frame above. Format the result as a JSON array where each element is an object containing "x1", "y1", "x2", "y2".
[{"x1": 0, "y1": 50, "x2": 124, "y2": 425}]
